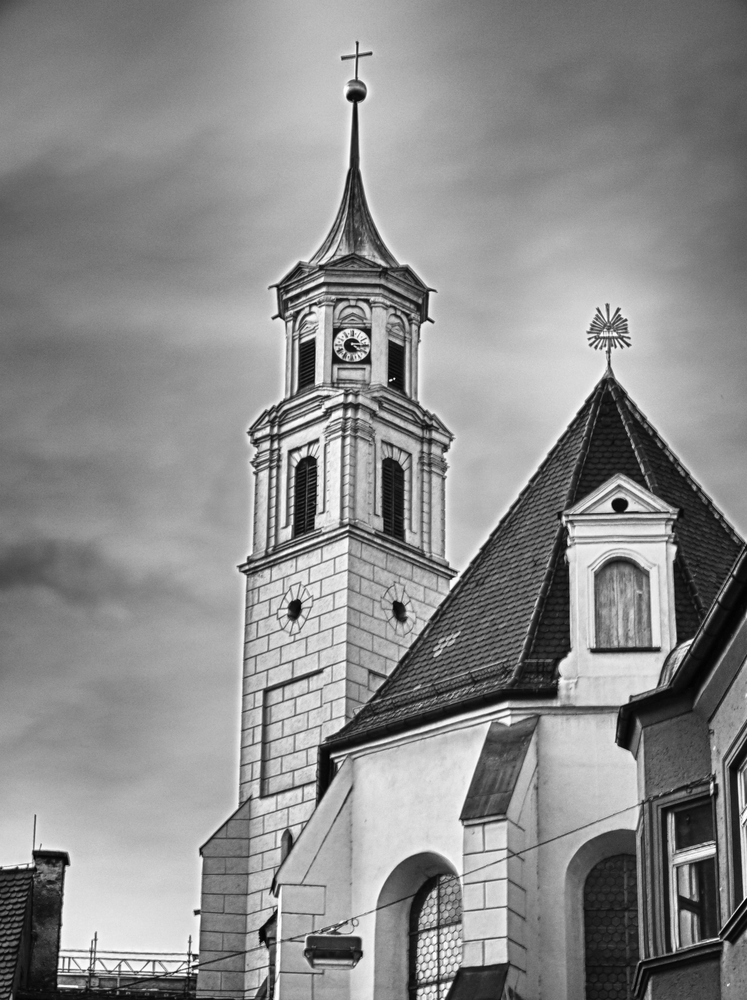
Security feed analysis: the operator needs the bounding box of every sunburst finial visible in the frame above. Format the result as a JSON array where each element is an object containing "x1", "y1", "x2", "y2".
[{"x1": 587, "y1": 304, "x2": 630, "y2": 372}]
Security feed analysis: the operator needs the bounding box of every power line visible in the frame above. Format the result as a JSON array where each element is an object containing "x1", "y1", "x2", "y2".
[{"x1": 95, "y1": 799, "x2": 640, "y2": 997}]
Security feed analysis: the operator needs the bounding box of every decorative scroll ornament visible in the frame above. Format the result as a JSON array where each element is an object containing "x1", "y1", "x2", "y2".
[{"x1": 587, "y1": 304, "x2": 630, "y2": 371}]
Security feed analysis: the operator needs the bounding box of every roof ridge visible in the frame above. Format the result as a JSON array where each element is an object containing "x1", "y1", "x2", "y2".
[
  {"x1": 512, "y1": 374, "x2": 607, "y2": 681},
  {"x1": 607, "y1": 377, "x2": 660, "y2": 494},
  {"x1": 616, "y1": 381, "x2": 742, "y2": 547},
  {"x1": 339, "y1": 376, "x2": 607, "y2": 729}
]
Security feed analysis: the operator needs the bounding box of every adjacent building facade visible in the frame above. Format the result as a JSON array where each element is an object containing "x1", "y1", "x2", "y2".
[
  {"x1": 197, "y1": 73, "x2": 745, "y2": 1000},
  {"x1": 617, "y1": 546, "x2": 747, "y2": 998}
]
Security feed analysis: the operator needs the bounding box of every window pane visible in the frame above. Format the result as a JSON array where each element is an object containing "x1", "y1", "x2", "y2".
[
  {"x1": 409, "y1": 875, "x2": 462, "y2": 1000},
  {"x1": 584, "y1": 854, "x2": 639, "y2": 1000},
  {"x1": 676, "y1": 857, "x2": 719, "y2": 946},
  {"x1": 674, "y1": 803, "x2": 714, "y2": 851}
]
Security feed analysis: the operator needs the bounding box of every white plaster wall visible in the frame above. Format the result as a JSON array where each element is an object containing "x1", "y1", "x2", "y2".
[{"x1": 534, "y1": 710, "x2": 639, "y2": 1000}]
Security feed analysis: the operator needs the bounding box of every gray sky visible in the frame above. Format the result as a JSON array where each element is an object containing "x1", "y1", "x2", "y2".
[{"x1": 1, "y1": 0, "x2": 746, "y2": 952}]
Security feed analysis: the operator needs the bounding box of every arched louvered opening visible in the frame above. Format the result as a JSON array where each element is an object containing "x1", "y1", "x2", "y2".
[
  {"x1": 297, "y1": 338, "x2": 316, "y2": 390},
  {"x1": 388, "y1": 340, "x2": 406, "y2": 392},
  {"x1": 382, "y1": 458, "x2": 405, "y2": 540},
  {"x1": 584, "y1": 854, "x2": 639, "y2": 1000},
  {"x1": 293, "y1": 457, "x2": 317, "y2": 537},
  {"x1": 408, "y1": 875, "x2": 462, "y2": 1000},
  {"x1": 594, "y1": 559, "x2": 652, "y2": 648}
]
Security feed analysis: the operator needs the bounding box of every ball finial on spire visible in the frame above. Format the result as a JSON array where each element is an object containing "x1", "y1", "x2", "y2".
[
  {"x1": 341, "y1": 41, "x2": 372, "y2": 103},
  {"x1": 345, "y1": 78, "x2": 367, "y2": 103}
]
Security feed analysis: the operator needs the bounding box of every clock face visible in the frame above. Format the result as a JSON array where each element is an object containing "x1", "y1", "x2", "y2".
[{"x1": 333, "y1": 328, "x2": 371, "y2": 363}]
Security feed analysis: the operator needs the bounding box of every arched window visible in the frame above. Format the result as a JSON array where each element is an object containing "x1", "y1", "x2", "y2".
[
  {"x1": 408, "y1": 874, "x2": 462, "y2": 1000},
  {"x1": 382, "y1": 458, "x2": 405, "y2": 540},
  {"x1": 293, "y1": 457, "x2": 317, "y2": 537},
  {"x1": 595, "y1": 559, "x2": 652, "y2": 648},
  {"x1": 584, "y1": 854, "x2": 639, "y2": 1000}
]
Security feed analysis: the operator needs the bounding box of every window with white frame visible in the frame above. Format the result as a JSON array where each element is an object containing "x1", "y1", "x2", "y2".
[
  {"x1": 595, "y1": 558, "x2": 652, "y2": 649},
  {"x1": 736, "y1": 757, "x2": 747, "y2": 901},
  {"x1": 666, "y1": 800, "x2": 719, "y2": 949}
]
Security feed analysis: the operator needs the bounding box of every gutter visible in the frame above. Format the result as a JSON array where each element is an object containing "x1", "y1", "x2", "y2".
[{"x1": 616, "y1": 544, "x2": 747, "y2": 749}]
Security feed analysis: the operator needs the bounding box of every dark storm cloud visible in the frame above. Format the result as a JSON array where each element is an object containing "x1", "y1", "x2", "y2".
[
  {"x1": 0, "y1": 0, "x2": 745, "y2": 954},
  {"x1": 0, "y1": 538, "x2": 162, "y2": 606}
]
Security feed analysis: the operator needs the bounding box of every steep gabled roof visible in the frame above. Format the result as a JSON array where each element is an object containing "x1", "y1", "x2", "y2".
[
  {"x1": 0, "y1": 867, "x2": 32, "y2": 1000},
  {"x1": 308, "y1": 103, "x2": 398, "y2": 269},
  {"x1": 331, "y1": 371, "x2": 743, "y2": 747}
]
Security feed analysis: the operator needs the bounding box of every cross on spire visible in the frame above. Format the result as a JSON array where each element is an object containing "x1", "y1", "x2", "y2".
[{"x1": 341, "y1": 41, "x2": 372, "y2": 80}]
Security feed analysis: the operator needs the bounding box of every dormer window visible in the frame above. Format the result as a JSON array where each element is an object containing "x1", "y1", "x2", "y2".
[{"x1": 594, "y1": 559, "x2": 652, "y2": 649}]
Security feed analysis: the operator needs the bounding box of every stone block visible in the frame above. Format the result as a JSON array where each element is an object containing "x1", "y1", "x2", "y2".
[
  {"x1": 203, "y1": 874, "x2": 249, "y2": 896},
  {"x1": 205, "y1": 912, "x2": 247, "y2": 933},
  {"x1": 463, "y1": 824, "x2": 485, "y2": 855},
  {"x1": 202, "y1": 857, "x2": 227, "y2": 876},
  {"x1": 485, "y1": 878, "x2": 508, "y2": 910},
  {"x1": 282, "y1": 749, "x2": 309, "y2": 773},
  {"x1": 262, "y1": 809, "x2": 289, "y2": 834},
  {"x1": 294, "y1": 726, "x2": 322, "y2": 751},
  {"x1": 484, "y1": 937, "x2": 510, "y2": 966},
  {"x1": 463, "y1": 907, "x2": 507, "y2": 942},
  {"x1": 484, "y1": 822, "x2": 508, "y2": 852},
  {"x1": 295, "y1": 690, "x2": 322, "y2": 713},
  {"x1": 225, "y1": 857, "x2": 252, "y2": 875},
  {"x1": 256, "y1": 648, "x2": 282, "y2": 672},
  {"x1": 462, "y1": 881, "x2": 485, "y2": 912},
  {"x1": 464, "y1": 851, "x2": 506, "y2": 880},
  {"x1": 199, "y1": 894, "x2": 224, "y2": 914},
  {"x1": 461, "y1": 941, "x2": 484, "y2": 968}
]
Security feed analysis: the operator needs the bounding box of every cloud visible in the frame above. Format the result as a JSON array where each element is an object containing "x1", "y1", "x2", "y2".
[{"x1": 0, "y1": 538, "x2": 153, "y2": 606}]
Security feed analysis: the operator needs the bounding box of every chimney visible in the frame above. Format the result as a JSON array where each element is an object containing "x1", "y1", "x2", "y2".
[{"x1": 29, "y1": 850, "x2": 70, "y2": 992}]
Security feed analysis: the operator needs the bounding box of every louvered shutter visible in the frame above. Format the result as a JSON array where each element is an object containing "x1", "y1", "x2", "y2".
[
  {"x1": 595, "y1": 560, "x2": 652, "y2": 648},
  {"x1": 382, "y1": 458, "x2": 405, "y2": 540},
  {"x1": 298, "y1": 339, "x2": 316, "y2": 390},
  {"x1": 388, "y1": 341, "x2": 406, "y2": 392},
  {"x1": 293, "y1": 457, "x2": 317, "y2": 536}
]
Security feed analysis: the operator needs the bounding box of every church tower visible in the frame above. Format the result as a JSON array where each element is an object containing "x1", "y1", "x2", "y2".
[{"x1": 197, "y1": 60, "x2": 454, "y2": 997}]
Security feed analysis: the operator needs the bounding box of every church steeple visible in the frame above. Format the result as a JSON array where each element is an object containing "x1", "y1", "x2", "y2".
[
  {"x1": 195, "y1": 62, "x2": 454, "y2": 997},
  {"x1": 309, "y1": 100, "x2": 399, "y2": 267}
]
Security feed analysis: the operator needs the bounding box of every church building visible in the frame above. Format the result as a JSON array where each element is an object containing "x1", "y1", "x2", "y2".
[{"x1": 196, "y1": 61, "x2": 743, "y2": 1000}]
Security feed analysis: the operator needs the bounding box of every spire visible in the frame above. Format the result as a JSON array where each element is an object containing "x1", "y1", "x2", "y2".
[{"x1": 309, "y1": 46, "x2": 398, "y2": 268}]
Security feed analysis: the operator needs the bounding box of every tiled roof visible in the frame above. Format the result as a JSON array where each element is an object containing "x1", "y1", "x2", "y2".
[
  {"x1": 331, "y1": 371, "x2": 743, "y2": 746},
  {"x1": 0, "y1": 867, "x2": 32, "y2": 1000},
  {"x1": 308, "y1": 103, "x2": 398, "y2": 269}
]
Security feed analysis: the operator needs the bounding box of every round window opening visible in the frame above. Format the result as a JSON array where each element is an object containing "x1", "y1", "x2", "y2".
[
  {"x1": 287, "y1": 599, "x2": 303, "y2": 621},
  {"x1": 611, "y1": 497, "x2": 629, "y2": 512},
  {"x1": 392, "y1": 600, "x2": 408, "y2": 624}
]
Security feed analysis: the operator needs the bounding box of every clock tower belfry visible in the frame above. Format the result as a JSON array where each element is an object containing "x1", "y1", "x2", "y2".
[{"x1": 197, "y1": 58, "x2": 453, "y2": 998}]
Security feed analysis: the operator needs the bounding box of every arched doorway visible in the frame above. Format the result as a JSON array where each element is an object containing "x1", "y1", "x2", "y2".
[{"x1": 584, "y1": 853, "x2": 639, "y2": 999}]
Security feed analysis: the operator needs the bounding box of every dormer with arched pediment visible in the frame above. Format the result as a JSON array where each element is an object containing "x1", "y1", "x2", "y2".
[{"x1": 559, "y1": 473, "x2": 680, "y2": 704}]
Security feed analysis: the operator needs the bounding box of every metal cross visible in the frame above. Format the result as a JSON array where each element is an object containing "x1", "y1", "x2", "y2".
[{"x1": 341, "y1": 41, "x2": 372, "y2": 80}]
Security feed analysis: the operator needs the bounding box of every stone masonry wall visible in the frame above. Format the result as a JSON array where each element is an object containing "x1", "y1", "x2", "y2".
[{"x1": 198, "y1": 528, "x2": 451, "y2": 996}]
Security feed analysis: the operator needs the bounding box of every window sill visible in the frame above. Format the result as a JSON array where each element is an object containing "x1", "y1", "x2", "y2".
[
  {"x1": 632, "y1": 940, "x2": 723, "y2": 998},
  {"x1": 720, "y1": 894, "x2": 747, "y2": 942},
  {"x1": 590, "y1": 646, "x2": 661, "y2": 653}
]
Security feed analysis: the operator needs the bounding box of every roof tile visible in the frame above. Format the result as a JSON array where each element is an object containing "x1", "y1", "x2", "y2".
[{"x1": 331, "y1": 373, "x2": 743, "y2": 746}]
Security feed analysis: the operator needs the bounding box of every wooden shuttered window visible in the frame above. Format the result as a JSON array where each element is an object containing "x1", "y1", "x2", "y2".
[
  {"x1": 382, "y1": 458, "x2": 405, "y2": 540},
  {"x1": 297, "y1": 338, "x2": 316, "y2": 390},
  {"x1": 293, "y1": 457, "x2": 317, "y2": 537},
  {"x1": 594, "y1": 559, "x2": 652, "y2": 648},
  {"x1": 388, "y1": 340, "x2": 406, "y2": 392}
]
